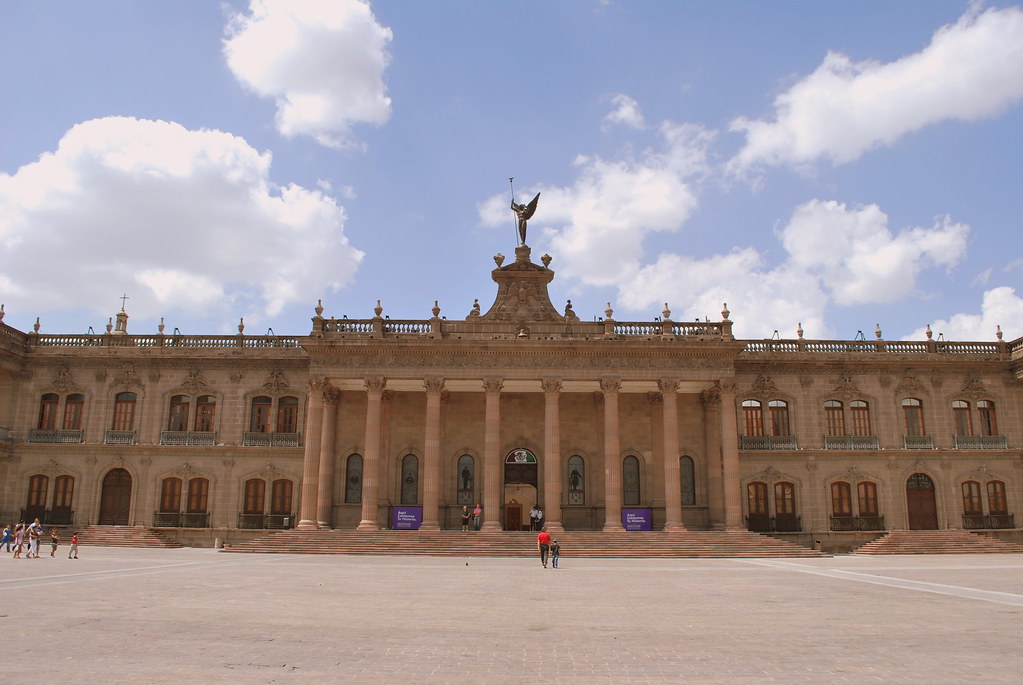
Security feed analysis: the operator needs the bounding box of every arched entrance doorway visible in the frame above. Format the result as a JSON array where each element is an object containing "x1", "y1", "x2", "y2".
[
  {"x1": 99, "y1": 468, "x2": 132, "y2": 525},
  {"x1": 504, "y1": 448, "x2": 537, "y2": 531},
  {"x1": 906, "y1": 472, "x2": 938, "y2": 530}
]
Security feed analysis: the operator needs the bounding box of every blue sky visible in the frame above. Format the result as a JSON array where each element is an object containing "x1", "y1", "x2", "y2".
[{"x1": 1, "y1": 1, "x2": 1022, "y2": 342}]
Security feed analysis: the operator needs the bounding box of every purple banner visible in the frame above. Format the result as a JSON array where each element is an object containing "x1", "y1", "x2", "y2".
[
  {"x1": 391, "y1": 506, "x2": 422, "y2": 530},
  {"x1": 621, "y1": 508, "x2": 652, "y2": 531}
]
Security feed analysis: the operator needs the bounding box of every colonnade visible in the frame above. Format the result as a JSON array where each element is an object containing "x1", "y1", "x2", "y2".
[{"x1": 297, "y1": 377, "x2": 744, "y2": 532}]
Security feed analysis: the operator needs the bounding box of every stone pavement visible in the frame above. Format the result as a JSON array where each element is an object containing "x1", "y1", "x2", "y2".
[{"x1": 2, "y1": 546, "x2": 1022, "y2": 683}]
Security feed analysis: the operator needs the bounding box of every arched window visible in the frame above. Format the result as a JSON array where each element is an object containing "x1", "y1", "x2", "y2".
[
  {"x1": 243, "y1": 478, "x2": 266, "y2": 515},
  {"x1": 456, "y1": 455, "x2": 474, "y2": 505},
  {"x1": 831, "y1": 481, "x2": 852, "y2": 517},
  {"x1": 768, "y1": 401, "x2": 790, "y2": 437},
  {"x1": 567, "y1": 456, "x2": 585, "y2": 505},
  {"x1": 775, "y1": 482, "x2": 796, "y2": 516},
  {"x1": 344, "y1": 454, "x2": 363, "y2": 504},
  {"x1": 987, "y1": 481, "x2": 1008, "y2": 515},
  {"x1": 400, "y1": 454, "x2": 419, "y2": 505},
  {"x1": 680, "y1": 456, "x2": 695, "y2": 506},
  {"x1": 160, "y1": 477, "x2": 182, "y2": 513},
  {"x1": 52, "y1": 475, "x2": 75, "y2": 509},
  {"x1": 857, "y1": 482, "x2": 878, "y2": 517},
  {"x1": 38, "y1": 393, "x2": 58, "y2": 430},
  {"x1": 961, "y1": 481, "x2": 983, "y2": 516},
  {"x1": 978, "y1": 401, "x2": 998, "y2": 436},
  {"x1": 195, "y1": 396, "x2": 216, "y2": 432},
  {"x1": 112, "y1": 392, "x2": 137, "y2": 430},
  {"x1": 952, "y1": 400, "x2": 972, "y2": 436},
  {"x1": 622, "y1": 455, "x2": 641, "y2": 506},
  {"x1": 902, "y1": 398, "x2": 925, "y2": 437},
  {"x1": 187, "y1": 478, "x2": 209, "y2": 513},
  {"x1": 27, "y1": 474, "x2": 48, "y2": 508},
  {"x1": 63, "y1": 394, "x2": 85, "y2": 430},
  {"x1": 168, "y1": 395, "x2": 190, "y2": 431},
  {"x1": 249, "y1": 396, "x2": 272, "y2": 433},
  {"x1": 747, "y1": 482, "x2": 768, "y2": 516},
  {"x1": 742, "y1": 400, "x2": 764, "y2": 436},
  {"x1": 850, "y1": 400, "x2": 871, "y2": 436},
  {"x1": 824, "y1": 400, "x2": 845, "y2": 437},
  {"x1": 276, "y1": 396, "x2": 299, "y2": 433},
  {"x1": 270, "y1": 479, "x2": 293, "y2": 515}
]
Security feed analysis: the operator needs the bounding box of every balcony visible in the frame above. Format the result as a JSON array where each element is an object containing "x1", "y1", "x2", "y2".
[
  {"x1": 824, "y1": 435, "x2": 880, "y2": 450},
  {"x1": 830, "y1": 515, "x2": 885, "y2": 531},
  {"x1": 953, "y1": 435, "x2": 1008, "y2": 450},
  {"x1": 160, "y1": 431, "x2": 217, "y2": 446},
  {"x1": 962, "y1": 514, "x2": 1015, "y2": 530},
  {"x1": 902, "y1": 434, "x2": 933, "y2": 449},
  {"x1": 242, "y1": 432, "x2": 301, "y2": 447},
  {"x1": 745, "y1": 515, "x2": 802, "y2": 532},
  {"x1": 20, "y1": 507, "x2": 74, "y2": 525},
  {"x1": 740, "y1": 435, "x2": 799, "y2": 450},
  {"x1": 27, "y1": 428, "x2": 84, "y2": 443},
  {"x1": 153, "y1": 512, "x2": 211, "y2": 528},
  {"x1": 237, "y1": 513, "x2": 294, "y2": 529},
  {"x1": 104, "y1": 429, "x2": 137, "y2": 445}
]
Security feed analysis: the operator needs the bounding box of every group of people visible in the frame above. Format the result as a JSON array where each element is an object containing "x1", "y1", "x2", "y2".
[
  {"x1": 1, "y1": 520, "x2": 78, "y2": 559},
  {"x1": 536, "y1": 527, "x2": 560, "y2": 568},
  {"x1": 460, "y1": 504, "x2": 484, "y2": 531},
  {"x1": 528, "y1": 505, "x2": 544, "y2": 531}
]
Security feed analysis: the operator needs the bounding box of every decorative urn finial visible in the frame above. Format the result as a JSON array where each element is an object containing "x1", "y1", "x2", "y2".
[{"x1": 721, "y1": 303, "x2": 730, "y2": 321}]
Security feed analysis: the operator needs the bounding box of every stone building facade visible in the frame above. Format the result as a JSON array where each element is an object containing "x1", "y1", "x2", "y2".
[{"x1": 1, "y1": 242, "x2": 1021, "y2": 548}]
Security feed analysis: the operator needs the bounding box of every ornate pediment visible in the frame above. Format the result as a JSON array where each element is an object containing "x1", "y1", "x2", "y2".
[
  {"x1": 750, "y1": 375, "x2": 779, "y2": 396},
  {"x1": 895, "y1": 373, "x2": 928, "y2": 397},
  {"x1": 52, "y1": 365, "x2": 77, "y2": 393},
  {"x1": 262, "y1": 368, "x2": 289, "y2": 395},
  {"x1": 111, "y1": 363, "x2": 142, "y2": 389},
  {"x1": 831, "y1": 374, "x2": 861, "y2": 399},
  {"x1": 481, "y1": 245, "x2": 563, "y2": 324},
  {"x1": 959, "y1": 376, "x2": 987, "y2": 399},
  {"x1": 178, "y1": 366, "x2": 209, "y2": 395}
]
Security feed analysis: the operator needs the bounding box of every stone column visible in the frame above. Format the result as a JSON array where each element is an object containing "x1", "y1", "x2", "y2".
[
  {"x1": 702, "y1": 386, "x2": 725, "y2": 529},
  {"x1": 358, "y1": 377, "x2": 386, "y2": 531},
  {"x1": 719, "y1": 382, "x2": 743, "y2": 530},
  {"x1": 482, "y1": 378, "x2": 503, "y2": 531},
  {"x1": 421, "y1": 377, "x2": 445, "y2": 531},
  {"x1": 297, "y1": 378, "x2": 325, "y2": 530},
  {"x1": 315, "y1": 385, "x2": 340, "y2": 528},
  {"x1": 601, "y1": 378, "x2": 624, "y2": 531},
  {"x1": 542, "y1": 378, "x2": 563, "y2": 533},
  {"x1": 660, "y1": 379, "x2": 686, "y2": 531}
]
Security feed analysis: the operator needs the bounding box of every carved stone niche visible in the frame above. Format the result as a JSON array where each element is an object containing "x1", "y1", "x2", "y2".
[{"x1": 480, "y1": 244, "x2": 563, "y2": 323}]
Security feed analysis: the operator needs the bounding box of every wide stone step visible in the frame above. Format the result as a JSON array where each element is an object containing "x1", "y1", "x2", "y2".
[
  {"x1": 72, "y1": 525, "x2": 184, "y2": 548},
  {"x1": 853, "y1": 530, "x2": 1023, "y2": 555}
]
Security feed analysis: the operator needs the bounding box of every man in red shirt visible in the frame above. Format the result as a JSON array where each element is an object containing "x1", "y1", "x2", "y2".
[{"x1": 536, "y1": 527, "x2": 552, "y2": 568}]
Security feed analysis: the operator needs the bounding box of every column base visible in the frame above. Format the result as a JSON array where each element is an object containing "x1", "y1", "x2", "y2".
[
  {"x1": 602, "y1": 522, "x2": 625, "y2": 532},
  {"x1": 419, "y1": 522, "x2": 440, "y2": 531},
  {"x1": 662, "y1": 522, "x2": 688, "y2": 532},
  {"x1": 356, "y1": 520, "x2": 379, "y2": 531},
  {"x1": 544, "y1": 522, "x2": 564, "y2": 533},
  {"x1": 481, "y1": 521, "x2": 501, "y2": 531},
  {"x1": 296, "y1": 519, "x2": 318, "y2": 530},
  {"x1": 316, "y1": 522, "x2": 332, "y2": 530}
]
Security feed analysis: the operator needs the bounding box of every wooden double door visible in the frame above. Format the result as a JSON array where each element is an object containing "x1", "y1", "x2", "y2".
[
  {"x1": 98, "y1": 468, "x2": 132, "y2": 525},
  {"x1": 906, "y1": 473, "x2": 938, "y2": 530}
]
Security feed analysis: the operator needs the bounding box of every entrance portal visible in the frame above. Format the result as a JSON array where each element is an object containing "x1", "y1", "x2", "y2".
[
  {"x1": 99, "y1": 468, "x2": 132, "y2": 525},
  {"x1": 906, "y1": 472, "x2": 938, "y2": 530},
  {"x1": 504, "y1": 449, "x2": 537, "y2": 531}
]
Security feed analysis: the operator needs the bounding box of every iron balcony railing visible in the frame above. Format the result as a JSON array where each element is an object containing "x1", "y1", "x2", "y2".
[
  {"x1": 104, "y1": 429, "x2": 137, "y2": 445},
  {"x1": 745, "y1": 515, "x2": 802, "y2": 533},
  {"x1": 823, "y1": 435, "x2": 880, "y2": 450},
  {"x1": 237, "y1": 513, "x2": 294, "y2": 529},
  {"x1": 242, "y1": 432, "x2": 301, "y2": 447},
  {"x1": 153, "y1": 512, "x2": 211, "y2": 528},
  {"x1": 20, "y1": 507, "x2": 74, "y2": 525},
  {"x1": 829, "y1": 515, "x2": 885, "y2": 531},
  {"x1": 902, "y1": 434, "x2": 934, "y2": 449},
  {"x1": 953, "y1": 435, "x2": 1008, "y2": 450},
  {"x1": 740, "y1": 435, "x2": 799, "y2": 450},
  {"x1": 160, "y1": 431, "x2": 217, "y2": 446},
  {"x1": 27, "y1": 428, "x2": 84, "y2": 443},
  {"x1": 962, "y1": 514, "x2": 1015, "y2": 530}
]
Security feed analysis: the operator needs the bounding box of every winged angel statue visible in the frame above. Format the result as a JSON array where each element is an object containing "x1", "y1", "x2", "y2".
[{"x1": 510, "y1": 192, "x2": 540, "y2": 245}]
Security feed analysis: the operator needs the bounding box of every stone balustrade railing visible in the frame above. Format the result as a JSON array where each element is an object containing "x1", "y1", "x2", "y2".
[{"x1": 742, "y1": 338, "x2": 1009, "y2": 356}]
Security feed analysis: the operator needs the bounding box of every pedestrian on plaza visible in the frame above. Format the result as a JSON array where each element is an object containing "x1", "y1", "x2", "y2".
[
  {"x1": 461, "y1": 505, "x2": 472, "y2": 532},
  {"x1": 1, "y1": 524, "x2": 11, "y2": 552},
  {"x1": 68, "y1": 532, "x2": 79, "y2": 559},
  {"x1": 536, "y1": 526, "x2": 551, "y2": 568},
  {"x1": 50, "y1": 529, "x2": 60, "y2": 557},
  {"x1": 550, "y1": 538, "x2": 560, "y2": 569},
  {"x1": 472, "y1": 504, "x2": 482, "y2": 531},
  {"x1": 12, "y1": 522, "x2": 24, "y2": 558},
  {"x1": 529, "y1": 504, "x2": 539, "y2": 531},
  {"x1": 28, "y1": 523, "x2": 41, "y2": 558}
]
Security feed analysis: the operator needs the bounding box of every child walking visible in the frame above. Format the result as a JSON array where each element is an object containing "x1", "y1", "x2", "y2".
[
  {"x1": 550, "y1": 539, "x2": 561, "y2": 569},
  {"x1": 50, "y1": 529, "x2": 60, "y2": 557},
  {"x1": 68, "y1": 532, "x2": 79, "y2": 559}
]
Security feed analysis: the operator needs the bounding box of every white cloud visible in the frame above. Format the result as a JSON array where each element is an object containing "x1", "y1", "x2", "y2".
[
  {"x1": 779, "y1": 200, "x2": 969, "y2": 305},
  {"x1": 729, "y1": 5, "x2": 1023, "y2": 173},
  {"x1": 602, "y1": 94, "x2": 646, "y2": 130},
  {"x1": 903, "y1": 286, "x2": 1023, "y2": 341},
  {"x1": 0, "y1": 116, "x2": 363, "y2": 324},
  {"x1": 224, "y1": 0, "x2": 392, "y2": 149}
]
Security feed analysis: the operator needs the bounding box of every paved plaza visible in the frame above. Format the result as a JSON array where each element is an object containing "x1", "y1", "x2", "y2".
[{"x1": 2, "y1": 546, "x2": 1022, "y2": 683}]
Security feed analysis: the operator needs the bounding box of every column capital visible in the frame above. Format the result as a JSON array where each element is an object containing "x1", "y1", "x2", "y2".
[
  {"x1": 423, "y1": 377, "x2": 446, "y2": 393},
  {"x1": 701, "y1": 386, "x2": 722, "y2": 407},
  {"x1": 482, "y1": 378, "x2": 504, "y2": 393},
  {"x1": 599, "y1": 378, "x2": 621, "y2": 394},
  {"x1": 308, "y1": 376, "x2": 329, "y2": 393},
  {"x1": 541, "y1": 378, "x2": 563, "y2": 394},
  {"x1": 657, "y1": 379, "x2": 680, "y2": 394},
  {"x1": 364, "y1": 377, "x2": 386, "y2": 393},
  {"x1": 322, "y1": 384, "x2": 340, "y2": 404}
]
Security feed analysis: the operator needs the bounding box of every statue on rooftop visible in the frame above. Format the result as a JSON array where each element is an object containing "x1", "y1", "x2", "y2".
[{"x1": 510, "y1": 191, "x2": 540, "y2": 246}]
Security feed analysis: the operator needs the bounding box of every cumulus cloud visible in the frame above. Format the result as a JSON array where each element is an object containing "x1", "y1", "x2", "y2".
[
  {"x1": 602, "y1": 94, "x2": 646, "y2": 130},
  {"x1": 903, "y1": 286, "x2": 1023, "y2": 341},
  {"x1": 729, "y1": 5, "x2": 1023, "y2": 173},
  {"x1": 0, "y1": 116, "x2": 363, "y2": 325},
  {"x1": 224, "y1": 0, "x2": 392, "y2": 149}
]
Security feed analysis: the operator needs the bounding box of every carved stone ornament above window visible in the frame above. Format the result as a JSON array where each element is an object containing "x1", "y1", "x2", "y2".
[
  {"x1": 750, "y1": 375, "x2": 779, "y2": 396},
  {"x1": 262, "y1": 368, "x2": 289, "y2": 396},
  {"x1": 52, "y1": 365, "x2": 77, "y2": 393},
  {"x1": 959, "y1": 376, "x2": 988, "y2": 399},
  {"x1": 832, "y1": 374, "x2": 861, "y2": 399},
  {"x1": 895, "y1": 374, "x2": 928, "y2": 397}
]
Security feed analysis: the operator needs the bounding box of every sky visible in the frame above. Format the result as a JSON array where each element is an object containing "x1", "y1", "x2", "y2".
[{"x1": 2, "y1": 0, "x2": 1022, "y2": 343}]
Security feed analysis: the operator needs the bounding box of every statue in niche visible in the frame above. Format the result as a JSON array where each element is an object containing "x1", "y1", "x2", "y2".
[{"x1": 510, "y1": 192, "x2": 540, "y2": 245}]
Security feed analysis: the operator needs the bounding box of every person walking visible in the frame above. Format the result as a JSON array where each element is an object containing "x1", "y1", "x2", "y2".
[
  {"x1": 12, "y1": 522, "x2": 24, "y2": 558},
  {"x1": 50, "y1": 529, "x2": 60, "y2": 557},
  {"x1": 550, "y1": 538, "x2": 561, "y2": 569},
  {"x1": 68, "y1": 532, "x2": 79, "y2": 559},
  {"x1": 27, "y1": 523, "x2": 40, "y2": 558},
  {"x1": 1, "y1": 524, "x2": 11, "y2": 553},
  {"x1": 536, "y1": 527, "x2": 551, "y2": 568}
]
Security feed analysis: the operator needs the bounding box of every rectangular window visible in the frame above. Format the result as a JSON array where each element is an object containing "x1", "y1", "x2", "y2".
[
  {"x1": 194, "y1": 397, "x2": 216, "y2": 432},
  {"x1": 987, "y1": 481, "x2": 1008, "y2": 515},
  {"x1": 824, "y1": 403, "x2": 845, "y2": 437},
  {"x1": 850, "y1": 402, "x2": 871, "y2": 437},
  {"x1": 961, "y1": 481, "x2": 983, "y2": 516},
  {"x1": 187, "y1": 478, "x2": 209, "y2": 513},
  {"x1": 112, "y1": 394, "x2": 137, "y2": 431},
  {"x1": 978, "y1": 402, "x2": 997, "y2": 437},
  {"x1": 743, "y1": 404, "x2": 764, "y2": 437},
  {"x1": 831, "y1": 482, "x2": 852, "y2": 517},
  {"x1": 249, "y1": 399, "x2": 272, "y2": 433},
  {"x1": 160, "y1": 478, "x2": 182, "y2": 513},
  {"x1": 774, "y1": 482, "x2": 795, "y2": 515},
  {"x1": 168, "y1": 398, "x2": 189, "y2": 432},
  {"x1": 38, "y1": 395, "x2": 58, "y2": 430},
  {"x1": 244, "y1": 479, "x2": 266, "y2": 514},
  {"x1": 53, "y1": 475, "x2": 75, "y2": 509},
  {"x1": 952, "y1": 402, "x2": 972, "y2": 436},
  {"x1": 857, "y1": 482, "x2": 878, "y2": 517},
  {"x1": 63, "y1": 395, "x2": 84, "y2": 430},
  {"x1": 769, "y1": 402, "x2": 790, "y2": 437}
]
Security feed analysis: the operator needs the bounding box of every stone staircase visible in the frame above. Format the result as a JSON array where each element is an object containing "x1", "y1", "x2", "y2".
[
  {"x1": 72, "y1": 525, "x2": 184, "y2": 549},
  {"x1": 853, "y1": 529, "x2": 1023, "y2": 555},
  {"x1": 221, "y1": 529, "x2": 827, "y2": 558}
]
